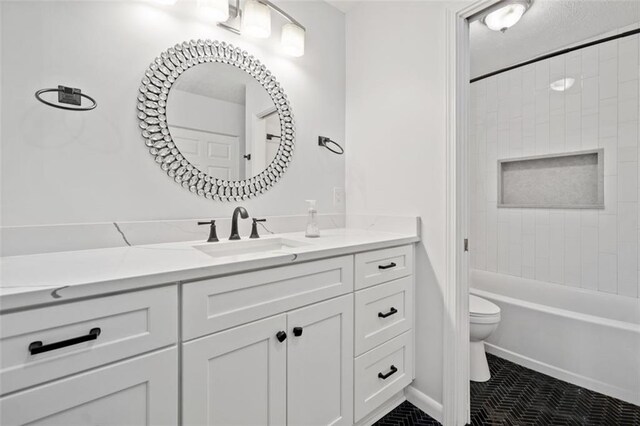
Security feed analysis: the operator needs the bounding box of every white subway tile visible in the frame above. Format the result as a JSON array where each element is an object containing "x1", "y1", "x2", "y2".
[
  {"x1": 618, "y1": 202, "x2": 638, "y2": 243},
  {"x1": 618, "y1": 35, "x2": 639, "y2": 82},
  {"x1": 618, "y1": 120, "x2": 639, "y2": 147},
  {"x1": 581, "y1": 45, "x2": 599, "y2": 78},
  {"x1": 535, "y1": 122, "x2": 550, "y2": 154},
  {"x1": 602, "y1": 175, "x2": 618, "y2": 215},
  {"x1": 598, "y1": 98, "x2": 618, "y2": 138},
  {"x1": 581, "y1": 226, "x2": 599, "y2": 290},
  {"x1": 535, "y1": 256, "x2": 550, "y2": 282},
  {"x1": 598, "y1": 253, "x2": 618, "y2": 294},
  {"x1": 581, "y1": 113, "x2": 599, "y2": 149},
  {"x1": 599, "y1": 58, "x2": 618, "y2": 100},
  {"x1": 508, "y1": 244, "x2": 522, "y2": 276},
  {"x1": 498, "y1": 221, "x2": 510, "y2": 273},
  {"x1": 599, "y1": 136, "x2": 617, "y2": 175},
  {"x1": 535, "y1": 60, "x2": 550, "y2": 90},
  {"x1": 549, "y1": 212, "x2": 565, "y2": 284},
  {"x1": 599, "y1": 214, "x2": 617, "y2": 254},
  {"x1": 618, "y1": 241, "x2": 638, "y2": 297},
  {"x1": 535, "y1": 224, "x2": 550, "y2": 259},
  {"x1": 619, "y1": 97, "x2": 639, "y2": 123},
  {"x1": 618, "y1": 163, "x2": 638, "y2": 202},
  {"x1": 522, "y1": 233, "x2": 535, "y2": 267},
  {"x1": 581, "y1": 76, "x2": 599, "y2": 115}
]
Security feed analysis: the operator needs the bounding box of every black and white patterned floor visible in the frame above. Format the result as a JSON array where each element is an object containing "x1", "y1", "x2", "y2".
[{"x1": 374, "y1": 354, "x2": 640, "y2": 426}]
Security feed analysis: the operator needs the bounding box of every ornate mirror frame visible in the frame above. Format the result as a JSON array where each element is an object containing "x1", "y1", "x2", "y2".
[{"x1": 137, "y1": 40, "x2": 295, "y2": 202}]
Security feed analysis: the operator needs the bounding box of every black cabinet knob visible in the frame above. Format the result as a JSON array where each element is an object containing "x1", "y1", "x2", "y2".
[
  {"x1": 276, "y1": 331, "x2": 287, "y2": 342},
  {"x1": 293, "y1": 327, "x2": 303, "y2": 337}
]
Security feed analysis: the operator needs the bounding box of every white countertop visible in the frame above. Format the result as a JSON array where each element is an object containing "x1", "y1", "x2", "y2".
[{"x1": 0, "y1": 228, "x2": 419, "y2": 312}]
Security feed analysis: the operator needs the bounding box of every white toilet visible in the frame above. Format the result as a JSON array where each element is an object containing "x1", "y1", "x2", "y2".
[{"x1": 469, "y1": 294, "x2": 501, "y2": 382}]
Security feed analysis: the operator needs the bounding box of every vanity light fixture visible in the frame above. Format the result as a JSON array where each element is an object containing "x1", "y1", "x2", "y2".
[
  {"x1": 243, "y1": 0, "x2": 272, "y2": 38},
  {"x1": 481, "y1": 0, "x2": 531, "y2": 33},
  {"x1": 550, "y1": 77, "x2": 575, "y2": 92},
  {"x1": 148, "y1": 0, "x2": 178, "y2": 5},
  {"x1": 197, "y1": 0, "x2": 229, "y2": 22},
  {"x1": 218, "y1": 0, "x2": 306, "y2": 57}
]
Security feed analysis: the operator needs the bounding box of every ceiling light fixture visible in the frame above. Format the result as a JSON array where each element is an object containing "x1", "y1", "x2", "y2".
[
  {"x1": 481, "y1": 0, "x2": 532, "y2": 33},
  {"x1": 550, "y1": 77, "x2": 575, "y2": 92}
]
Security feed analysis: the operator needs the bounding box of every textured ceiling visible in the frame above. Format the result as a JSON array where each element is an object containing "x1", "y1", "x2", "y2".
[{"x1": 470, "y1": 0, "x2": 640, "y2": 79}]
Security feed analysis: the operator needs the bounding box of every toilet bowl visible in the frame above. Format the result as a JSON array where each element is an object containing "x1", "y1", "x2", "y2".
[{"x1": 470, "y1": 294, "x2": 501, "y2": 382}]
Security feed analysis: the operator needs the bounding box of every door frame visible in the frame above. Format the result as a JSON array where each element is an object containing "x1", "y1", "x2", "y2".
[{"x1": 443, "y1": 1, "x2": 501, "y2": 425}]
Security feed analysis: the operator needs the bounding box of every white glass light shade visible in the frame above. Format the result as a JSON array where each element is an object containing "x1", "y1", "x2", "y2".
[
  {"x1": 149, "y1": 0, "x2": 178, "y2": 5},
  {"x1": 484, "y1": 3, "x2": 526, "y2": 32},
  {"x1": 550, "y1": 77, "x2": 575, "y2": 92},
  {"x1": 197, "y1": 0, "x2": 229, "y2": 22},
  {"x1": 243, "y1": 0, "x2": 271, "y2": 39},
  {"x1": 281, "y1": 23, "x2": 305, "y2": 57}
]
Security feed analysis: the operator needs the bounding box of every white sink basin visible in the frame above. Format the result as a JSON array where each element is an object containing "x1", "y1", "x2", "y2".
[{"x1": 193, "y1": 238, "x2": 310, "y2": 259}]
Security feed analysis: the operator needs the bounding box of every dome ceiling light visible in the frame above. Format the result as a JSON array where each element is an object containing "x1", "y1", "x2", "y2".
[{"x1": 481, "y1": 0, "x2": 532, "y2": 33}]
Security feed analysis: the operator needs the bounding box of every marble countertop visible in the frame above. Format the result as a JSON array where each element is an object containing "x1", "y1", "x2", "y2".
[{"x1": 0, "y1": 228, "x2": 419, "y2": 312}]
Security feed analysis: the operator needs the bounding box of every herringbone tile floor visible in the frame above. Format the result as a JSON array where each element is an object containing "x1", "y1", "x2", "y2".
[{"x1": 374, "y1": 354, "x2": 640, "y2": 426}]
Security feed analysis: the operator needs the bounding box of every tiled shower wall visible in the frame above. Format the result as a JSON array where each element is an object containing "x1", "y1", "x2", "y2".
[{"x1": 470, "y1": 27, "x2": 640, "y2": 298}]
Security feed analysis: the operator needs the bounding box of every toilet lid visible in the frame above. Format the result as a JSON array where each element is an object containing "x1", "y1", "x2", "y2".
[{"x1": 470, "y1": 295, "x2": 500, "y2": 316}]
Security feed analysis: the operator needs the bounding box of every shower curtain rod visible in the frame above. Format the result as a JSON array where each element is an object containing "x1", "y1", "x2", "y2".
[{"x1": 471, "y1": 27, "x2": 640, "y2": 83}]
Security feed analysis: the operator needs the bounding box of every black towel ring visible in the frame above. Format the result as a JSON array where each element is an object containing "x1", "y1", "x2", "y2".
[
  {"x1": 318, "y1": 136, "x2": 344, "y2": 155},
  {"x1": 35, "y1": 85, "x2": 97, "y2": 111}
]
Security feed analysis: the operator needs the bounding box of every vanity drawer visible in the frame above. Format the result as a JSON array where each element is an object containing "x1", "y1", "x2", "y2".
[
  {"x1": 0, "y1": 286, "x2": 178, "y2": 395},
  {"x1": 354, "y1": 330, "x2": 413, "y2": 422},
  {"x1": 182, "y1": 255, "x2": 354, "y2": 340},
  {"x1": 355, "y1": 276, "x2": 413, "y2": 356},
  {"x1": 355, "y1": 245, "x2": 413, "y2": 290}
]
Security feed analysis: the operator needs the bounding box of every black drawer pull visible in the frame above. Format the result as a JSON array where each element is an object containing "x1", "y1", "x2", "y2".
[
  {"x1": 29, "y1": 328, "x2": 101, "y2": 355},
  {"x1": 378, "y1": 262, "x2": 397, "y2": 270},
  {"x1": 276, "y1": 331, "x2": 287, "y2": 342},
  {"x1": 293, "y1": 327, "x2": 303, "y2": 337},
  {"x1": 378, "y1": 307, "x2": 398, "y2": 318},
  {"x1": 378, "y1": 365, "x2": 398, "y2": 380}
]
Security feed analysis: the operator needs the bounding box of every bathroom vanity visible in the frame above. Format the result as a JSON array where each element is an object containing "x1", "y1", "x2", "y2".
[{"x1": 0, "y1": 229, "x2": 417, "y2": 425}]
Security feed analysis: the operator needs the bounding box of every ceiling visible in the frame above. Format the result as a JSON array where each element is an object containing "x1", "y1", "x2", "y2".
[
  {"x1": 470, "y1": 0, "x2": 640, "y2": 79},
  {"x1": 172, "y1": 63, "x2": 250, "y2": 104}
]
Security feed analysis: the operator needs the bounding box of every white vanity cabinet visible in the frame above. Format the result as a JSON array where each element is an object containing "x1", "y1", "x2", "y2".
[
  {"x1": 0, "y1": 286, "x2": 179, "y2": 426},
  {"x1": 0, "y1": 242, "x2": 416, "y2": 426},
  {"x1": 182, "y1": 295, "x2": 353, "y2": 426}
]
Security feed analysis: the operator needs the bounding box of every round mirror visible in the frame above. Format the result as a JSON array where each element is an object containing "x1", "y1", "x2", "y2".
[{"x1": 137, "y1": 40, "x2": 295, "y2": 202}]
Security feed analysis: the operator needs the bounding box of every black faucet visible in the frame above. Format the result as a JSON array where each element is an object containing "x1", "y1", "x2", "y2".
[
  {"x1": 229, "y1": 207, "x2": 249, "y2": 240},
  {"x1": 198, "y1": 220, "x2": 219, "y2": 242},
  {"x1": 250, "y1": 218, "x2": 267, "y2": 239}
]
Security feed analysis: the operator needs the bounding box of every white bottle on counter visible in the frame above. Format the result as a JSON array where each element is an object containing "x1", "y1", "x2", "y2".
[{"x1": 305, "y1": 200, "x2": 320, "y2": 238}]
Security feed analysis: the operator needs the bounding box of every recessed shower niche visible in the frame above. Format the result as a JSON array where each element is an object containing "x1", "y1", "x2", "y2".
[{"x1": 498, "y1": 149, "x2": 604, "y2": 209}]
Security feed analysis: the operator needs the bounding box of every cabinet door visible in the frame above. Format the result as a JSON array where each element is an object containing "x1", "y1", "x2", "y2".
[
  {"x1": 0, "y1": 347, "x2": 177, "y2": 426},
  {"x1": 182, "y1": 314, "x2": 287, "y2": 426},
  {"x1": 287, "y1": 295, "x2": 354, "y2": 426}
]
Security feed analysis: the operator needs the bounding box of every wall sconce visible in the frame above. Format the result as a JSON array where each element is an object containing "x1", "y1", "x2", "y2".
[{"x1": 219, "y1": 0, "x2": 306, "y2": 57}]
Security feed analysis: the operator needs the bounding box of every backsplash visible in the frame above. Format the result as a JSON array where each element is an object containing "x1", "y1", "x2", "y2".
[{"x1": 470, "y1": 26, "x2": 640, "y2": 298}]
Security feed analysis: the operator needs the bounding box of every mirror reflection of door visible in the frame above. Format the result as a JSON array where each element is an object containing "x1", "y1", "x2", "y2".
[
  {"x1": 250, "y1": 109, "x2": 281, "y2": 177},
  {"x1": 165, "y1": 62, "x2": 278, "y2": 181},
  {"x1": 170, "y1": 127, "x2": 240, "y2": 180}
]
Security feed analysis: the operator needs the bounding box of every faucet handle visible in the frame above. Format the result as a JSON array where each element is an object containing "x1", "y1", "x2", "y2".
[
  {"x1": 250, "y1": 218, "x2": 267, "y2": 239},
  {"x1": 197, "y1": 220, "x2": 218, "y2": 243}
]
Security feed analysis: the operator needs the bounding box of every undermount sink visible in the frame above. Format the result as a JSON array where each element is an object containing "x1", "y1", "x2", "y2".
[{"x1": 193, "y1": 237, "x2": 310, "y2": 259}]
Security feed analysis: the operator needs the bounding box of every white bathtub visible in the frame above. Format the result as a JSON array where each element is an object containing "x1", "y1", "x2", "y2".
[{"x1": 470, "y1": 269, "x2": 640, "y2": 405}]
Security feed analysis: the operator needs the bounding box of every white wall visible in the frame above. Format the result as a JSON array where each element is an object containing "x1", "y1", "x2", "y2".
[
  {"x1": 346, "y1": 0, "x2": 466, "y2": 406},
  {"x1": 470, "y1": 28, "x2": 640, "y2": 299},
  {"x1": 0, "y1": 0, "x2": 345, "y2": 226}
]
